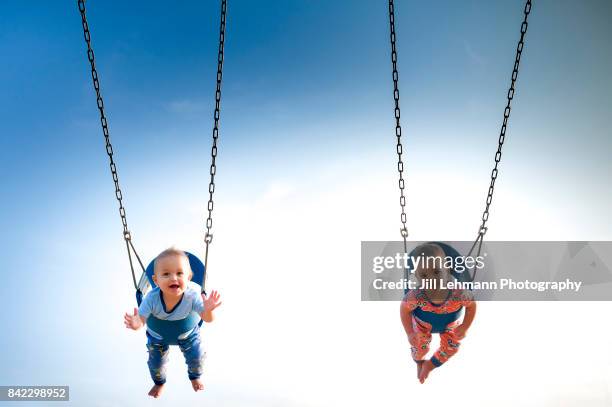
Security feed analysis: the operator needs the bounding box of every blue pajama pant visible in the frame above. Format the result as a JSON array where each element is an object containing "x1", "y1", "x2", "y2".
[{"x1": 146, "y1": 328, "x2": 205, "y2": 385}]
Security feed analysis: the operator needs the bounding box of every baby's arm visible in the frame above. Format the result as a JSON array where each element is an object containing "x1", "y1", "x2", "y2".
[
  {"x1": 200, "y1": 290, "x2": 222, "y2": 323},
  {"x1": 124, "y1": 307, "x2": 146, "y2": 330}
]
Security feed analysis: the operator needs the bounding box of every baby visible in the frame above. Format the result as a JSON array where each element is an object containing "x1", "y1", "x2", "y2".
[
  {"x1": 400, "y1": 243, "x2": 476, "y2": 384},
  {"x1": 124, "y1": 248, "x2": 222, "y2": 398}
]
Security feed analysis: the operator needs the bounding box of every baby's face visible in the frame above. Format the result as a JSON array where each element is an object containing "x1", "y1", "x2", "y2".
[
  {"x1": 153, "y1": 254, "x2": 192, "y2": 297},
  {"x1": 415, "y1": 250, "x2": 450, "y2": 282},
  {"x1": 416, "y1": 265, "x2": 445, "y2": 282}
]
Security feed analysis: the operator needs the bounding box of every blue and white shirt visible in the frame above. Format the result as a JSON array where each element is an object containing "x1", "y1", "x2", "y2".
[{"x1": 138, "y1": 282, "x2": 205, "y2": 340}]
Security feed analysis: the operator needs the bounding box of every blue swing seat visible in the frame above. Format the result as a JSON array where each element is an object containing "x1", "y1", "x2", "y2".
[{"x1": 136, "y1": 251, "x2": 206, "y2": 345}]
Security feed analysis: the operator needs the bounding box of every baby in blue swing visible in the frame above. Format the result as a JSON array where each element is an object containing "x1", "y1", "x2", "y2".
[{"x1": 124, "y1": 247, "x2": 222, "y2": 398}]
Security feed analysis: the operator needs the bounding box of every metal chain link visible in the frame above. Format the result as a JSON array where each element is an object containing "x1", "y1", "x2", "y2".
[
  {"x1": 388, "y1": 0, "x2": 532, "y2": 283},
  {"x1": 468, "y1": 0, "x2": 532, "y2": 263},
  {"x1": 203, "y1": 0, "x2": 227, "y2": 287},
  {"x1": 388, "y1": 0, "x2": 409, "y2": 255},
  {"x1": 77, "y1": 0, "x2": 142, "y2": 289}
]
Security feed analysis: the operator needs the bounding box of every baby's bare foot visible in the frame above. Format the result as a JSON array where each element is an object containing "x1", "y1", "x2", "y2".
[
  {"x1": 191, "y1": 378, "x2": 205, "y2": 392},
  {"x1": 415, "y1": 360, "x2": 423, "y2": 380},
  {"x1": 148, "y1": 384, "x2": 164, "y2": 398},
  {"x1": 418, "y1": 360, "x2": 435, "y2": 384}
]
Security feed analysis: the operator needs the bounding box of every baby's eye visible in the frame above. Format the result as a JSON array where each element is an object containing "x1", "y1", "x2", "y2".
[{"x1": 177, "y1": 272, "x2": 184, "y2": 276}]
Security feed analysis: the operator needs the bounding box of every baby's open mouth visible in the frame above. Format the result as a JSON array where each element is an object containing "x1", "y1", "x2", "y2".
[{"x1": 170, "y1": 284, "x2": 180, "y2": 289}]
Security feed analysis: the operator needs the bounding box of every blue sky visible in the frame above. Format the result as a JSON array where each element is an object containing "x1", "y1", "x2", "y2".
[
  {"x1": 1, "y1": 1, "x2": 612, "y2": 406},
  {"x1": 2, "y1": 0, "x2": 611, "y2": 213}
]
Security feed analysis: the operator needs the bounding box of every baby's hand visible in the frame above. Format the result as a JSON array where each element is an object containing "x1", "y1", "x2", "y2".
[
  {"x1": 202, "y1": 290, "x2": 222, "y2": 312},
  {"x1": 124, "y1": 307, "x2": 143, "y2": 330}
]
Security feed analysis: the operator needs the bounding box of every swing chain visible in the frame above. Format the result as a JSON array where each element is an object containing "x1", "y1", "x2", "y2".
[
  {"x1": 78, "y1": 0, "x2": 131, "y2": 241},
  {"x1": 476, "y1": 0, "x2": 531, "y2": 241},
  {"x1": 78, "y1": 0, "x2": 143, "y2": 289},
  {"x1": 388, "y1": 0, "x2": 409, "y2": 247},
  {"x1": 467, "y1": 0, "x2": 532, "y2": 283},
  {"x1": 204, "y1": 0, "x2": 227, "y2": 276}
]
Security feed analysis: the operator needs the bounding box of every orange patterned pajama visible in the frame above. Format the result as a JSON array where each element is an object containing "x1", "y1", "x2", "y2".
[
  {"x1": 410, "y1": 316, "x2": 462, "y2": 366},
  {"x1": 403, "y1": 288, "x2": 473, "y2": 367}
]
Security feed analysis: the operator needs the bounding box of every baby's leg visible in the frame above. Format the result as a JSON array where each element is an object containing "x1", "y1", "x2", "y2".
[
  {"x1": 178, "y1": 331, "x2": 206, "y2": 391},
  {"x1": 417, "y1": 329, "x2": 462, "y2": 383},
  {"x1": 410, "y1": 319, "x2": 432, "y2": 363},
  {"x1": 431, "y1": 329, "x2": 461, "y2": 368},
  {"x1": 146, "y1": 339, "x2": 170, "y2": 396},
  {"x1": 410, "y1": 319, "x2": 432, "y2": 381}
]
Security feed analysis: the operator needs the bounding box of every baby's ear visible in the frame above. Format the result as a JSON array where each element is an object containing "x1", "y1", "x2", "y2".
[
  {"x1": 188, "y1": 271, "x2": 193, "y2": 281},
  {"x1": 152, "y1": 274, "x2": 158, "y2": 284}
]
